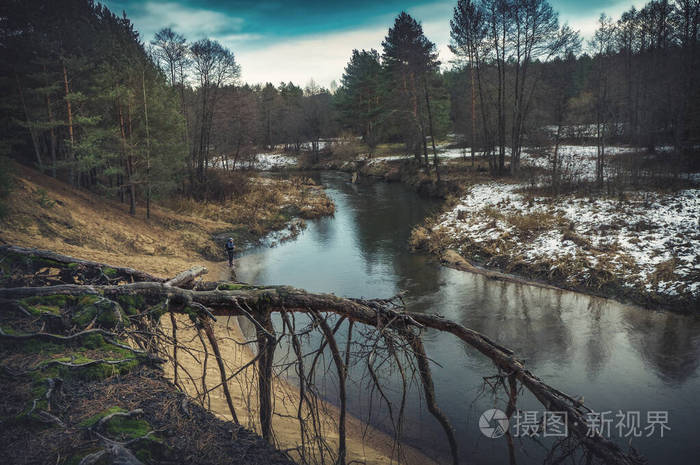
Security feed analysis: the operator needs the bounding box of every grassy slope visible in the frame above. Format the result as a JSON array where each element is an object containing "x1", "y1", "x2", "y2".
[{"x1": 0, "y1": 163, "x2": 332, "y2": 278}]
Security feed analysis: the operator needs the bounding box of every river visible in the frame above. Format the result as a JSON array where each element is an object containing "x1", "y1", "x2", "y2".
[{"x1": 236, "y1": 171, "x2": 700, "y2": 464}]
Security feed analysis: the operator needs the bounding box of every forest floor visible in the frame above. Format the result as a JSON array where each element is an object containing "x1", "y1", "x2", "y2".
[
  {"x1": 0, "y1": 162, "x2": 434, "y2": 465},
  {"x1": 0, "y1": 352, "x2": 296, "y2": 465}
]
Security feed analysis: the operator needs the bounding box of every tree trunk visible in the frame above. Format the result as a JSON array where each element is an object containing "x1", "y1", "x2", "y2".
[
  {"x1": 63, "y1": 63, "x2": 75, "y2": 185},
  {"x1": 423, "y1": 77, "x2": 440, "y2": 183},
  {"x1": 118, "y1": 101, "x2": 135, "y2": 216},
  {"x1": 15, "y1": 74, "x2": 43, "y2": 172},
  {"x1": 43, "y1": 65, "x2": 57, "y2": 178},
  {"x1": 256, "y1": 310, "x2": 275, "y2": 442},
  {"x1": 553, "y1": 123, "x2": 562, "y2": 195},
  {"x1": 142, "y1": 70, "x2": 152, "y2": 219},
  {"x1": 470, "y1": 51, "x2": 476, "y2": 169}
]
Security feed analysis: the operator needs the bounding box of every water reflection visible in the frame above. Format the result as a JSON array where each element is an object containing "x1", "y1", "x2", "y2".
[
  {"x1": 237, "y1": 172, "x2": 700, "y2": 464},
  {"x1": 624, "y1": 309, "x2": 700, "y2": 384}
]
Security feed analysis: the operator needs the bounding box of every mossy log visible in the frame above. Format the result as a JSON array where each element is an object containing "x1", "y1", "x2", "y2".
[{"x1": 0, "y1": 245, "x2": 164, "y2": 285}]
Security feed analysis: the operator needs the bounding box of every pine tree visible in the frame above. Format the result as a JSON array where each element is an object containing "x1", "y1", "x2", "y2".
[
  {"x1": 382, "y1": 12, "x2": 440, "y2": 168},
  {"x1": 338, "y1": 49, "x2": 384, "y2": 153}
]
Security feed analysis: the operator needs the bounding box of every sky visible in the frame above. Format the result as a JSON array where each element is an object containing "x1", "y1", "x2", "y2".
[{"x1": 103, "y1": 0, "x2": 646, "y2": 89}]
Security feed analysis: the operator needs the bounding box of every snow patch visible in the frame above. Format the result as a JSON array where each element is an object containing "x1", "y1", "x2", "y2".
[{"x1": 433, "y1": 182, "x2": 700, "y2": 302}]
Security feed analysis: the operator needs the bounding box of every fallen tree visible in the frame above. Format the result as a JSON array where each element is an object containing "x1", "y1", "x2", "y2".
[{"x1": 0, "y1": 245, "x2": 645, "y2": 465}]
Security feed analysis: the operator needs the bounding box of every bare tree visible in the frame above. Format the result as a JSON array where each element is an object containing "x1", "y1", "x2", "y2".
[
  {"x1": 189, "y1": 39, "x2": 240, "y2": 195},
  {"x1": 590, "y1": 14, "x2": 617, "y2": 186}
]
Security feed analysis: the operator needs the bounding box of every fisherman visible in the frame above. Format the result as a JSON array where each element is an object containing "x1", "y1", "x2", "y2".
[{"x1": 225, "y1": 237, "x2": 235, "y2": 268}]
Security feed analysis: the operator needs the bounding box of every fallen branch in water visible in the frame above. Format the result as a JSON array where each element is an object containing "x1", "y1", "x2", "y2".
[{"x1": 0, "y1": 246, "x2": 644, "y2": 465}]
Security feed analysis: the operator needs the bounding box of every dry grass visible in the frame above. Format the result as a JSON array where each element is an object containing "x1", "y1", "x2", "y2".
[
  {"x1": 651, "y1": 258, "x2": 680, "y2": 283},
  {"x1": 409, "y1": 225, "x2": 451, "y2": 254},
  {"x1": 0, "y1": 163, "x2": 334, "y2": 277},
  {"x1": 506, "y1": 211, "x2": 566, "y2": 235},
  {"x1": 477, "y1": 205, "x2": 566, "y2": 237},
  {"x1": 165, "y1": 175, "x2": 333, "y2": 226},
  {"x1": 562, "y1": 229, "x2": 593, "y2": 249}
]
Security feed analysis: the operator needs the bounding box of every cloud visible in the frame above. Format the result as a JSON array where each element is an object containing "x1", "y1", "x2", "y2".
[
  {"x1": 232, "y1": 26, "x2": 388, "y2": 88},
  {"x1": 119, "y1": 1, "x2": 244, "y2": 42},
  {"x1": 232, "y1": 3, "x2": 458, "y2": 89},
  {"x1": 218, "y1": 33, "x2": 264, "y2": 42},
  {"x1": 233, "y1": 22, "x2": 460, "y2": 89},
  {"x1": 558, "y1": 0, "x2": 647, "y2": 46}
]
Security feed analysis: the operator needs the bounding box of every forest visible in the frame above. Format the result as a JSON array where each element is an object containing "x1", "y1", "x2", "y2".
[{"x1": 2, "y1": 0, "x2": 698, "y2": 209}]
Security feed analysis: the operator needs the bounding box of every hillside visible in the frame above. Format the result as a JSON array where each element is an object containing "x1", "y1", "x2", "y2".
[{"x1": 0, "y1": 162, "x2": 333, "y2": 278}]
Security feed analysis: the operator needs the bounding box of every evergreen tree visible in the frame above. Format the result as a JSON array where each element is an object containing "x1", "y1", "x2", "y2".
[
  {"x1": 337, "y1": 49, "x2": 384, "y2": 153},
  {"x1": 382, "y1": 12, "x2": 440, "y2": 170},
  {"x1": 0, "y1": 0, "x2": 188, "y2": 213}
]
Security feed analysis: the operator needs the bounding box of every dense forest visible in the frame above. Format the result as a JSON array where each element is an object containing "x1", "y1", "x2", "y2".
[{"x1": 1, "y1": 0, "x2": 698, "y2": 208}]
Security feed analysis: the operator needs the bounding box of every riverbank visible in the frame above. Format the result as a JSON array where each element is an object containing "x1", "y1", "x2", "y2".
[
  {"x1": 260, "y1": 143, "x2": 699, "y2": 312},
  {"x1": 408, "y1": 174, "x2": 699, "y2": 313},
  {"x1": 0, "y1": 164, "x2": 434, "y2": 464},
  {"x1": 0, "y1": 162, "x2": 334, "y2": 275}
]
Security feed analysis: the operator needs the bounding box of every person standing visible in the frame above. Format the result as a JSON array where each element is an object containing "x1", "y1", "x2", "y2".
[{"x1": 225, "y1": 237, "x2": 235, "y2": 268}]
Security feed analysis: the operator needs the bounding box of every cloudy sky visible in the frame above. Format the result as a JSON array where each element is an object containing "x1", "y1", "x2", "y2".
[{"x1": 103, "y1": 0, "x2": 645, "y2": 88}]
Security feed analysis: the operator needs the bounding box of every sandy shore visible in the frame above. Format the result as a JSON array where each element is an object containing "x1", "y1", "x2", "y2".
[{"x1": 160, "y1": 311, "x2": 438, "y2": 465}]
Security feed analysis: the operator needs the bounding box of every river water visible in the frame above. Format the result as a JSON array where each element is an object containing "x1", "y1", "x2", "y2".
[{"x1": 236, "y1": 171, "x2": 700, "y2": 464}]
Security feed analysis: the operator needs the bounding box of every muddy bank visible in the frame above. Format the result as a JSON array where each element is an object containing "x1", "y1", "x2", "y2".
[{"x1": 444, "y1": 248, "x2": 698, "y2": 312}]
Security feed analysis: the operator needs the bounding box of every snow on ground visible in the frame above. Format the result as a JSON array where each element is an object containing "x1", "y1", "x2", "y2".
[
  {"x1": 541, "y1": 123, "x2": 626, "y2": 138},
  {"x1": 247, "y1": 153, "x2": 298, "y2": 170},
  {"x1": 432, "y1": 182, "x2": 700, "y2": 302},
  {"x1": 366, "y1": 144, "x2": 640, "y2": 167},
  {"x1": 365, "y1": 147, "x2": 470, "y2": 164},
  {"x1": 298, "y1": 140, "x2": 331, "y2": 151},
  {"x1": 519, "y1": 145, "x2": 639, "y2": 182},
  {"x1": 210, "y1": 153, "x2": 298, "y2": 171}
]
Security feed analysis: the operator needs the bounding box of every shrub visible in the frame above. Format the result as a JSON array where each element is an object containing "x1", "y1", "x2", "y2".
[
  {"x1": 562, "y1": 230, "x2": 592, "y2": 249},
  {"x1": 36, "y1": 188, "x2": 55, "y2": 208},
  {"x1": 203, "y1": 170, "x2": 252, "y2": 202},
  {"x1": 330, "y1": 138, "x2": 363, "y2": 160},
  {"x1": 408, "y1": 226, "x2": 430, "y2": 250},
  {"x1": 652, "y1": 258, "x2": 679, "y2": 283}
]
